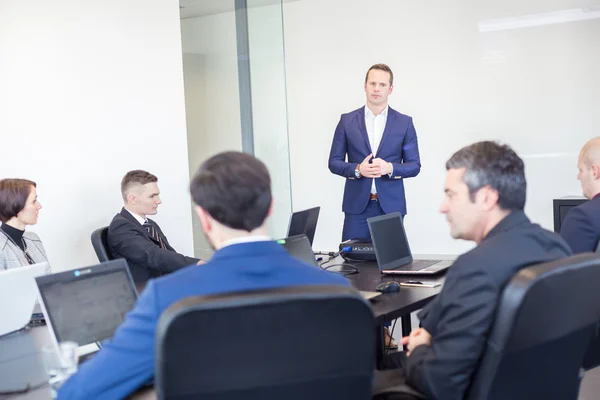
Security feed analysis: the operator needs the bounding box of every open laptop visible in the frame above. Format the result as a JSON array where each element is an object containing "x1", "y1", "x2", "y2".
[
  {"x1": 0, "y1": 262, "x2": 49, "y2": 336},
  {"x1": 287, "y1": 206, "x2": 320, "y2": 246},
  {"x1": 35, "y1": 259, "x2": 138, "y2": 361},
  {"x1": 368, "y1": 212, "x2": 452, "y2": 275},
  {"x1": 277, "y1": 234, "x2": 381, "y2": 301}
]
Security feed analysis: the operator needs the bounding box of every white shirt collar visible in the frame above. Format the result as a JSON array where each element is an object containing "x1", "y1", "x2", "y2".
[
  {"x1": 220, "y1": 235, "x2": 272, "y2": 249},
  {"x1": 365, "y1": 105, "x2": 389, "y2": 118},
  {"x1": 125, "y1": 208, "x2": 146, "y2": 226}
]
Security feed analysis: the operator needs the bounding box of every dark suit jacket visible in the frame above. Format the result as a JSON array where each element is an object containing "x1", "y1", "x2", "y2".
[
  {"x1": 328, "y1": 106, "x2": 421, "y2": 215},
  {"x1": 560, "y1": 194, "x2": 600, "y2": 254},
  {"x1": 58, "y1": 240, "x2": 350, "y2": 400},
  {"x1": 107, "y1": 208, "x2": 199, "y2": 283},
  {"x1": 406, "y1": 211, "x2": 572, "y2": 400}
]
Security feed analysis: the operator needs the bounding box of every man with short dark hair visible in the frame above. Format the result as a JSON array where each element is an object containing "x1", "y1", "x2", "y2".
[
  {"x1": 107, "y1": 169, "x2": 199, "y2": 286},
  {"x1": 560, "y1": 137, "x2": 600, "y2": 253},
  {"x1": 59, "y1": 152, "x2": 349, "y2": 400},
  {"x1": 328, "y1": 63, "x2": 421, "y2": 349},
  {"x1": 381, "y1": 141, "x2": 571, "y2": 399},
  {"x1": 328, "y1": 63, "x2": 421, "y2": 241}
]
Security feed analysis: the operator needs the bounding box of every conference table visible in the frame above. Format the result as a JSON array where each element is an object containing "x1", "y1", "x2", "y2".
[
  {"x1": 0, "y1": 256, "x2": 450, "y2": 399},
  {"x1": 325, "y1": 256, "x2": 448, "y2": 364}
]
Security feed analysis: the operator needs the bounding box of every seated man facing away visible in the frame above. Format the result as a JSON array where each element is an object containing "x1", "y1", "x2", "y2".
[
  {"x1": 58, "y1": 152, "x2": 349, "y2": 400},
  {"x1": 107, "y1": 170, "x2": 200, "y2": 286},
  {"x1": 382, "y1": 141, "x2": 571, "y2": 400},
  {"x1": 560, "y1": 136, "x2": 600, "y2": 254}
]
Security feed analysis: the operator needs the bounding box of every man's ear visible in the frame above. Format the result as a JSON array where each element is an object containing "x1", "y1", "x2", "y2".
[
  {"x1": 476, "y1": 186, "x2": 499, "y2": 212},
  {"x1": 592, "y1": 164, "x2": 600, "y2": 180},
  {"x1": 195, "y1": 206, "x2": 211, "y2": 233},
  {"x1": 127, "y1": 192, "x2": 137, "y2": 205},
  {"x1": 266, "y1": 198, "x2": 274, "y2": 218}
]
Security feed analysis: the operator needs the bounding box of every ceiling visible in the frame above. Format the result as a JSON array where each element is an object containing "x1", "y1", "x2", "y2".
[{"x1": 179, "y1": 0, "x2": 297, "y2": 19}]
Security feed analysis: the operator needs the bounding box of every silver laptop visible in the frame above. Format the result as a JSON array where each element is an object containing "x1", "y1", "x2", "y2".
[
  {"x1": 277, "y1": 234, "x2": 381, "y2": 301},
  {"x1": 368, "y1": 213, "x2": 452, "y2": 275},
  {"x1": 35, "y1": 259, "x2": 138, "y2": 359},
  {"x1": 0, "y1": 262, "x2": 49, "y2": 336}
]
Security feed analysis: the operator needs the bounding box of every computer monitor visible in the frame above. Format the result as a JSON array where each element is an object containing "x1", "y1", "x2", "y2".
[
  {"x1": 287, "y1": 206, "x2": 320, "y2": 246},
  {"x1": 277, "y1": 234, "x2": 318, "y2": 266},
  {"x1": 35, "y1": 259, "x2": 138, "y2": 354},
  {"x1": 553, "y1": 197, "x2": 587, "y2": 232}
]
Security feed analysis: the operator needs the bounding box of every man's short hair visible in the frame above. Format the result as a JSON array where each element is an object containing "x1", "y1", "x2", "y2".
[
  {"x1": 0, "y1": 179, "x2": 37, "y2": 223},
  {"x1": 365, "y1": 63, "x2": 394, "y2": 86},
  {"x1": 121, "y1": 170, "x2": 158, "y2": 201},
  {"x1": 580, "y1": 137, "x2": 600, "y2": 167},
  {"x1": 190, "y1": 151, "x2": 271, "y2": 232},
  {"x1": 446, "y1": 141, "x2": 526, "y2": 211}
]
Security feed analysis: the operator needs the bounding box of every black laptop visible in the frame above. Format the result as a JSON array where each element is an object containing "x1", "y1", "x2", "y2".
[
  {"x1": 368, "y1": 213, "x2": 452, "y2": 275},
  {"x1": 287, "y1": 206, "x2": 320, "y2": 246},
  {"x1": 35, "y1": 259, "x2": 138, "y2": 363}
]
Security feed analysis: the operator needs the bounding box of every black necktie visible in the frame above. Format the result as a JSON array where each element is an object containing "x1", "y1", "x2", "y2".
[{"x1": 143, "y1": 221, "x2": 166, "y2": 249}]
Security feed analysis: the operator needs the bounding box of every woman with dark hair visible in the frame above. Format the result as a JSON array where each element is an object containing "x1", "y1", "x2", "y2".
[{"x1": 0, "y1": 179, "x2": 50, "y2": 273}]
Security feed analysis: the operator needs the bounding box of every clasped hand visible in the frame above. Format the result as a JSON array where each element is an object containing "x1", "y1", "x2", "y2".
[{"x1": 359, "y1": 154, "x2": 392, "y2": 178}]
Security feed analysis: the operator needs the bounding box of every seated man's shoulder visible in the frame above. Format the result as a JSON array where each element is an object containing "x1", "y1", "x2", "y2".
[
  {"x1": 573, "y1": 198, "x2": 600, "y2": 220},
  {"x1": 108, "y1": 212, "x2": 138, "y2": 233}
]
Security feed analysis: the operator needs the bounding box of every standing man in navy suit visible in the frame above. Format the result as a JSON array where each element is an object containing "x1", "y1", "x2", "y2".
[
  {"x1": 560, "y1": 137, "x2": 600, "y2": 253},
  {"x1": 328, "y1": 63, "x2": 421, "y2": 241}
]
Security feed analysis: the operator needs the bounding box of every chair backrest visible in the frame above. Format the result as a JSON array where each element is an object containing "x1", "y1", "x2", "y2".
[
  {"x1": 467, "y1": 253, "x2": 600, "y2": 400},
  {"x1": 584, "y1": 243, "x2": 600, "y2": 370},
  {"x1": 155, "y1": 285, "x2": 375, "y2": 400},
  {"x1": 90, "y1": 227, "x2": 111, "y2": 262}
]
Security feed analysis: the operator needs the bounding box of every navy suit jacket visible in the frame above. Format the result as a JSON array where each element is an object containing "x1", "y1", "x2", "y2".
[
  {"x1": 107, "y1": 208, "x2": 199, "y2": 283},
  {"x1": 406, "y1": 211, "x2": 572, "y2": 399},
  {"x1": 58, "y1": 241, "x2": 349, "y2": 400},
  {"x1": 560, "y1": 194, "x2": 600, "y2": 254},
  {"x1": 328, "y1": 106, "x2": 421, "y2": 215}
]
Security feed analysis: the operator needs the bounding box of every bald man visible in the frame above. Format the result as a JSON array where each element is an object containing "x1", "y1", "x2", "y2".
[{"x1": 560, "y1": 137, "x2": 600, "y2": 253}]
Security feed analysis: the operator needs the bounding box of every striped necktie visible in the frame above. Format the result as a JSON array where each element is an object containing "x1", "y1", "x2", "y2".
[{"x1": 143, "y1": 221, "x2": 167, "y2": 249}]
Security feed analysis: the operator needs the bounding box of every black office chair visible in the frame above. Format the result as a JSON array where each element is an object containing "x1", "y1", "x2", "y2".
[
  {"x1": 90, "y1": 227, "x2": 112, "y2": 262},
  {"x1": 466, "y1": 253, "x2": 600, "y2": 400},
  {"x1": 583, "y1": 243, "x2": 600, "y2": 370},
  {"x1": 155, "y1": 285, "x2": 375, "y2": 400}
]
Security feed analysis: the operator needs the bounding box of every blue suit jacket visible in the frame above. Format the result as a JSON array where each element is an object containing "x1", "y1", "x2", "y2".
[
  {"x1": 560, "y1": 194, "x2": 600, "y2": 254},
  {"x1": 328, "y1": 106, "x2": 421, "y2": 215},
  {"x1": 58, "y1": 241, "x2": 349, "y2": 400}
]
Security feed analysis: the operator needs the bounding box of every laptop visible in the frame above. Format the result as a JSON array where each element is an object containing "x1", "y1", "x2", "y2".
[
  {"x1": 277, "y1": 234, "x2": 381, "y2": 301},
  {"x1": 368, "y1": 212, "x2": 452, "y2": 275},
  {"x1": 287, "y1": 206, "x2": 320, "y2": 246},
  {"x1": 35, "y1": 259, "x2": 138, "y2": 361},
  {"x1": 0, "y1": 262, "x2": 49, "y2": 336}
]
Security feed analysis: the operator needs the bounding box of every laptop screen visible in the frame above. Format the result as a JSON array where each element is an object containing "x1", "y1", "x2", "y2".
[
  {"x1": 367, "y1": 212, "x2": 413, "y2": 270},
  {"x1": 277, "y1": 234, "x2": 318, "y2": 267},
  {"x1": 36, "y1": 259, "x2": 137, "y2": 346},
  {"x1": 287, "y1": 207, "x2": 320, "y2": 246}
]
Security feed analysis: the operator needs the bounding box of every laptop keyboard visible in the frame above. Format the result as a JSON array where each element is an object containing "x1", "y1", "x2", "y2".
[{"x1": 401, "y1": 260, "x2": 438, "y2": 271}]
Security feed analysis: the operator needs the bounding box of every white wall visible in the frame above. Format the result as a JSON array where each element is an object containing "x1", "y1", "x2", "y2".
[
  {"x1": 282, "y1": 0, "x2": 600, "y2": 254},
  {"x1": 0, "y1": 0, "x2": 194, "y2": 271}
]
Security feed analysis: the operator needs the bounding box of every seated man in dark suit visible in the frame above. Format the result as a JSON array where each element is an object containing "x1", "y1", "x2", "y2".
[
  {"x1": 59, "y1": 152, "x2": 349, "y2": 400},
  {"x1": 107, "y1": 170, "x2": 200, "y2": 286},
  {"x1": 381, "y1": 141, "x2": 572, "y2": 400},
  {"x1": 560, "y1": 137, "x2": 600, "y2": 253}
]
